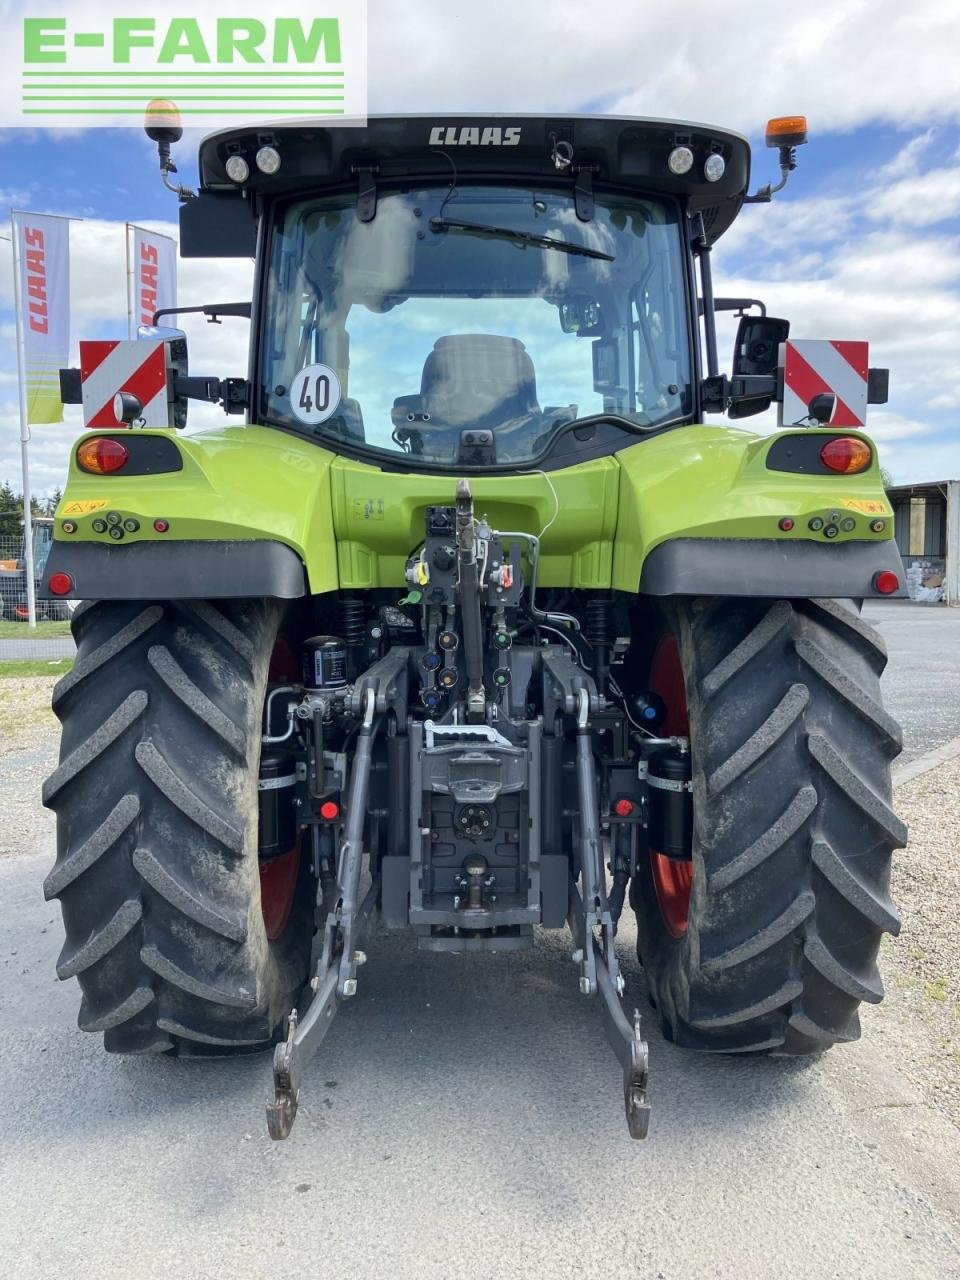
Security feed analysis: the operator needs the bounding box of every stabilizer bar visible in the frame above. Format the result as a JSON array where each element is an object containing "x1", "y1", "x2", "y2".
[
  {"x1": 569, "y1": 687, "x2": 651, "y2": 1139},
  {"x1": 266, "y1": 877, "x2": 379, "y2": 1140},
  {"x1": 594, "y1": 940, "x2": 650, "y2": 1139},
  {"x1": 266, "y1": 687, "x2": 380, "y2": 1140}
]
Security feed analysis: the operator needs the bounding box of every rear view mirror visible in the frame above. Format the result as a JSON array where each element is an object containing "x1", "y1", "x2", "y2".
[
  {"x1": 727, "y1": 314, "x2": 790, "y2": 419},
  {"x1": 138, "y1": 325, "x2": 189, "y2": 429},
  {"x1": 560, "y1": 296, "x2": 604, "y2": 336},
  {"x1": 732, "y1": 315, "x2": 790, "y2": 377}
]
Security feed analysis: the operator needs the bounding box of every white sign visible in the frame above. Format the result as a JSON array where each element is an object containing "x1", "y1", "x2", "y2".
[
  {"x1": 0, "y1": 1, "x2": 367, "y2": 129},
  {"x1": 80, "y1": 339, "x2": 170, "y2": 429},
  {"x1": 780, "y1": 339, "x2": 870, "y2": 428},
  {"x1": 289, "y1": 363, "x2": 342, "y2": 426},
  {"x1": 13, "y1": 210, "x2": 70, "y2": 424},
  {"x1": 128, "y1": 225, "x2": 177, "y2": 336}
]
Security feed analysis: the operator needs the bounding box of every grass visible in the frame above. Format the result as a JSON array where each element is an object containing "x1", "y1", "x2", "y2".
[
  {"x1": 0, "y1": 619, "x2": 73, "y2": 638},
  {"x1": 924, "y1": 977, "x2": 949, "y2": 1004},
  {"x1": 0, "y1": 658, "x2": 73, "y2": 678}
]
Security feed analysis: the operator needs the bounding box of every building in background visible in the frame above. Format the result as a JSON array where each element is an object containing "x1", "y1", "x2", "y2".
[{"x1": 887, "y1": 480, "x2": 960, "y2": 606}]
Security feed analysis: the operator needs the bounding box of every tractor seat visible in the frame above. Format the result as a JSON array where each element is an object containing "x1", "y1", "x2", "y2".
[{"x1": 392, "y1": 334, "x2": 541, "y2": 433}]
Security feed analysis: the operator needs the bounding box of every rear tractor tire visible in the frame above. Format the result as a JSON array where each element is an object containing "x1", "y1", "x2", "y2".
[
  {"x1": 632, "y1": 596, "x2": 906, "y2": 1055},
  {"x1": 42, "y1": 598, "x2": 314, "y2": 1055}
]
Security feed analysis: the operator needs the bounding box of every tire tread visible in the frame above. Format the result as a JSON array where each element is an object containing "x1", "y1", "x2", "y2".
[{"x1": 634, "y1": 596, "x2": 904, "y2": 1057}]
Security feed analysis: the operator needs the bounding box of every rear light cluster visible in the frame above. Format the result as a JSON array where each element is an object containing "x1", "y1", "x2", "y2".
[
  {"x1": 819, "y1": 437, "x2": 872, "y2": 474},
  {"x1": 77, "y1": 436, "x2": 129, "y2": 475}
]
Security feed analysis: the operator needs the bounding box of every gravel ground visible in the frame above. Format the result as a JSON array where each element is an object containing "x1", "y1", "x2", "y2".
[
  {"x1": 0, "y1": 678, "x2": 57, "y2": 861},
  {"x1": 875, "y1": 757, "x2": 960, "y2": 1128}
]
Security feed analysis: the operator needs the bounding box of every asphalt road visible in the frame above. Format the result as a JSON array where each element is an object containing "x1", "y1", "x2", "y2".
[
  {"x1": 0, "y1": 637, "x2": 74, "y2": 660},
  {"x1": 3, "y1": 844, "x2": 959, "y2": 1280},
  {"x1": 862, "y1": 601, "x2": 960, "y2": 763},
  {"x1": 3, "y1": 601, "x2": 960, "y2": 1279}
]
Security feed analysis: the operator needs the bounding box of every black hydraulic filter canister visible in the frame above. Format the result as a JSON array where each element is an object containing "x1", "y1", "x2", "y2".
[
  {"x1": 647, "y1": 748, "x2": 693, "y2": 860},
  {"x1": 301, "y1": 635, "x2": 348, "y2": 690},
  {"x1": 258, "y1": 750, "x2": 298, "y2": 859}
]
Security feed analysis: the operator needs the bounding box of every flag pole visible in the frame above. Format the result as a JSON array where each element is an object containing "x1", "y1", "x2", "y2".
[
  {"x1": 125, "y1": 223, "x2": 135, "y2": 339},
  {"x1": 10, "y1": 210, "x2": 37, "y2": 629},
  {"x1": 10, "y1": 208, "x2": 81, "y2": 628}
]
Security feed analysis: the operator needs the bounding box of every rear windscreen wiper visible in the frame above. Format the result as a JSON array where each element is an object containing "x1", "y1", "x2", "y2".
[{"x1": 429, "y1": 216, "x2": 615, "y2": 261}]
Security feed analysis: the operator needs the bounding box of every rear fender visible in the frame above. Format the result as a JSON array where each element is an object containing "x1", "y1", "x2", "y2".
[
  {"x1": 613, "y1": 425, "x2": 905, "y2": 598},
  {"x1": 38, "y1": 425, "x2": 330, "y2": 601}
]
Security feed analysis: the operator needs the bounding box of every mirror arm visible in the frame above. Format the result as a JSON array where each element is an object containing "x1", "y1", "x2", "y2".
[
  {"x1": 155, "y1": 138, "x2": 196, "y2": 201},
  {"x1": 709, "y1": 297, "x2": 767, "y2": 317},
  {"x1": 174, "y1": 375, "x2": 249, "y2": 415},
  {"x1": 691, "y1": 214, "x2": 719, "y2": 378},
  {"x1": 153, "y1": 301, "x2": 252, "y2": 326},
  {"x1": 744, "y1": 145, "x2": 799, "y2": 204},
  {"x1": 701, "y1": 374, "x2": 780, "y2": 414}
]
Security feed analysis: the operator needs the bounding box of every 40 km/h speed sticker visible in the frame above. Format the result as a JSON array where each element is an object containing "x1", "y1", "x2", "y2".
[{"x1": 289, "y1": 364, "x2": 342, "y2": 427}]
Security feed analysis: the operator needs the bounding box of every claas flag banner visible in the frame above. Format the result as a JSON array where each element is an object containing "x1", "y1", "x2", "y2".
[
  {"x1": 127, "y1": 225, "x2": 177, "y2": 337},
  {"x1": 13, "y1": 210, "x2": 70, "y2": 424}
]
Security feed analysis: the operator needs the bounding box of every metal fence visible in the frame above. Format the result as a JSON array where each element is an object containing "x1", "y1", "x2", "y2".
[{"x1": 0, "y1": 533, "x2": 77, "y2": 666}]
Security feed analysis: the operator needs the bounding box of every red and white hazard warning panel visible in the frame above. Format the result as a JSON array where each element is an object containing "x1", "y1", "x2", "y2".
[
  {"x1": 79, "y1": 339, "x2": 170, "y2": 429},
  {"x1": 779, "y1": 339, "x2": 869, "y2": 428}
]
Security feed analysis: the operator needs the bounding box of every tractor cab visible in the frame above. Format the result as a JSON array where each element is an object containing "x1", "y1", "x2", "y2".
[{"x1": 146, "y1": 112, "x2": 815, "y2": 468}]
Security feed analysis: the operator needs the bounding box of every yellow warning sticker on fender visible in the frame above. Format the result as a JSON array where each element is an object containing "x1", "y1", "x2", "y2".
[
  {"x1": 842, "y1": 499, "x2": 888, "y2": 515},
  {"x1": 61, "y1": 499, "x2": 108, "y2": 515}
]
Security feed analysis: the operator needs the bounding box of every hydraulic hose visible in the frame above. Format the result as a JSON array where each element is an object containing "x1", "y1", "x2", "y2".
[{"x1": 455, "y1": 479, "x2": 486, "y2": 715}]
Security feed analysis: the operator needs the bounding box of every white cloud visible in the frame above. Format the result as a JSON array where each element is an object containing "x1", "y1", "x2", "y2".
[
  {"x1": 710, "y1": 129, "x2": 960, "y2": 484},
  {"x1": 867, "y1": 169, "x2": 960, "y2": 226},
  {"x1": 880, "y1": 130, "x2": 938, "y2": 179},
  {"x1": 368, "y1": 0, "x2": 960, "y2": 133}
]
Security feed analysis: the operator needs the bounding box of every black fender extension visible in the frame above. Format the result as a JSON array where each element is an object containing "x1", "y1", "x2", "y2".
[
  {"x1": 38, "y1": 539, "x2": 306, "y2": 601},
  {"x1": 638, "y1": 537, "x2": 907, "y2": 598}
]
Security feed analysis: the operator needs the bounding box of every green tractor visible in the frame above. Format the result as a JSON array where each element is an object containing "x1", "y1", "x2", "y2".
[{"x1": 42, "y1": 110, "x2": 906, "y2": 1140}]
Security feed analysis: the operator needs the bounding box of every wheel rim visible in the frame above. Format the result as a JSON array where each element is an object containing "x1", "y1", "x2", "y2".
[
  {"x1": 259, "y1": 636, "x2": 302, "y2": 940},
  {"x1": 260, "y1": 845, "x2": 301, "y2": 940},
  {"x1": 648, "y1": 633, "x2": 693, "y2": 939}
]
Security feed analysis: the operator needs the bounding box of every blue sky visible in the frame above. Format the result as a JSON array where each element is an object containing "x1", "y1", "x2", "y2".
[{"x1": 2, "y1": 0, "x2": 959, "y2": 494}]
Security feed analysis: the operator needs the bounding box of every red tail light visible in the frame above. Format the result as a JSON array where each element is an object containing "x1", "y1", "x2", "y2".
[
  {"x1": 48, "y1": 572, "x2": 74, "y2": 596},
  {"x1": 819, "y1": 437, "x2": 872, "y2": 474},
  {"x1": 614, "y1": 798, "x2": 635, "y2": 818},
  {"x1": 873, "y1": 571, "x2": 900, "y2": 595},
  {"x1": 77, "y1": 436, "x2": 129, "y2": 475},
  {"x1": 320, "y1": 801, "x2": 340, "y2": 821}
]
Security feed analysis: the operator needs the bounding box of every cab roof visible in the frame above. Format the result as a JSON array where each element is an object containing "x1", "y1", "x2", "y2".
[{"x1": 196, "y1": 113, "x2": 751, "y2": 245}]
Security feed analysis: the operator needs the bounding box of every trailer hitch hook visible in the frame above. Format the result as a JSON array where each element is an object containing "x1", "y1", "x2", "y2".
[
  {"x1": 266, "y1": 1011, "x2": 300, "y2": 1141},
  {"x1": 625, "y1": 1010, "x2": 651, "y2": 1140}
]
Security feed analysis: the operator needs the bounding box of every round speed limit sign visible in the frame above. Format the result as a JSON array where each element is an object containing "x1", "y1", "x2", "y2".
[{"x1": 289, "y1": 363, "x2": 342, "y2": 426}]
